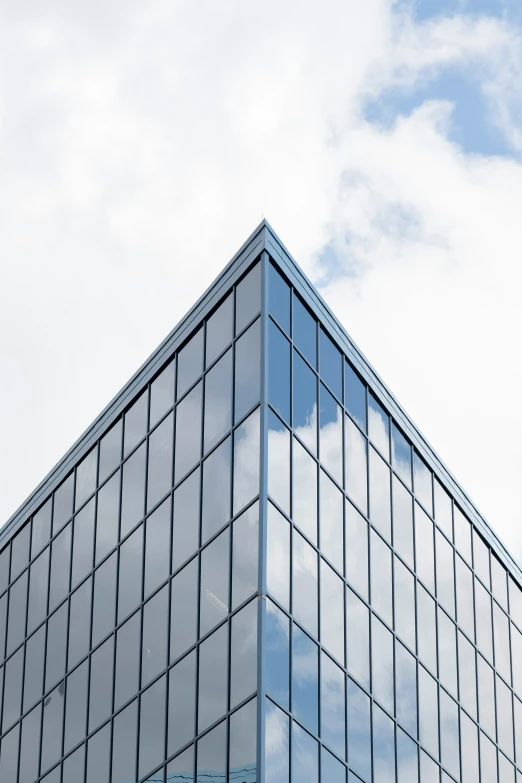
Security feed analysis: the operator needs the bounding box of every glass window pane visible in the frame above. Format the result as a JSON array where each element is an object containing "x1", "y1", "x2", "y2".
[
  {"x1": 231, "y1": 501, "x2": 258, "y2": 609},
  {"x1": 23, "y1": 625, "x2": 45, "y2": 712},
  {"x1": 99, "y1": 419, "x2": 122, "y2": 486},
  {"x1": 460, "y1": 710, "x2": 479, "y2": 783},
  {"x1": 204, "y1": 349, "x2": 232, "y2": 454},
  {"x1": 120, "y1": 443, "x2": 146, "y2": 539},
  {"x1": 177, "y1": 327, "x2": 203, "y2": 400},
  {"x1": 456, "y1": 555, "x2": 475, "y2": 642},
  {"x1": 269, "y1": 262, "x2": 290, "y2": 333},
  {"x1": 267, "y1": 502, "x2": 290, "y2": 611},
  {"x1": 147, "y1": 411, "x2": 174, "y2": 512},
  {"x1": 265, "y1": 699, "x2": 289, "y2": 783},
  {"x1": 293, "y1": 350, "x2": 317, "y2": 456},
  {"x1": 230, "y1": 599, "x2": 257, "y2": 708},
  {"x1": 497, "y1": 674, "x2": 514, "y2": 759},
  {"x1": 229, "y1": 698, "x2": 257, "y2": 783},
  {"x1": 292, "y1": 720, "x2": 318, "y2": 783},
  {"x1": 292, "y1": 529, "x2": 318, "y2": 637},
  {"x1": 440, "y1": 690, "x2": 460, "y2": 779},
  {"x1": 200, "y1": 529, "x2": 229, "y2": 638},
  {"x1": 413, "y1": 452, "x2": 433, "y2": 516},
  {"x1": 48, "y1": 521, "x2": 71, "y2": 612},
  {"x1": 174, "y1": 381, "x2": 202, "y2": 484},
  {"x1": 392, "y1": 477, "x2": 414, "y2": 568},
  {"x1": 19, "y1": 703, "x2": 42, "y2": 783},
  {"x1": 454, "y1": 506, "x2": 472, "y2": 564},
  {"x1": 392, "y1": 424, "x2": 412, "y2": 489},
  {"x1": 114, "y1": 611, "x2": 141, "y2": 711},
  {"x1": 206, "y1": 293, "x2": 233, "y2": 368},
  {"x1": 45, "y1": 602, "x2": 68, "y2": 692},
  {"x1": 269, "y1": 320, "x2": 290, "y2": 424},
  {"x1": 458, "y1": 631, "x2": 477, "y2": 720},
  {"x1": 320, "y1": 559, "x2": 344, "y2": 665},
  {"x1": 372, "y1": 616, "x2": 394, "y2": 713},
  {"x1": 10, "y1": 524, "x2": 30, "y2": 583},
  {"x1": 396, "y1": 640, "x2": 417, "y2": 739},
  {"x1": 68, "y1": 578, "x2": 92, "y2": 670},
  {"x1": 292, "y1": 625, "x2": 318, "y2": 735},
  {"x1": 436, "y1": 530, "x2": 455, "y2": 618},
  {"x1": 494, "y1": 603, "x2": 511, "y2": 684},
  {"x1": 41, "y1": 683, "x2": 65, "y2": 773},
  {"x1": 27, "y1": 546, "x2": 49, "y2": 635},
  {"x1": 319, "y1": 328, "x2": 342, "y2": 401},
  {"x1": 0, "y1": 724, "x2": 20, "y2": 782},
  {"x1": 420, "y1": 751, "x2": 439, "y2": 783},
  {"x1": 266, "y1": 599, "x2": 290, "y2": 710},
  {"x1": 118, "y1": 524, "x2": 143, "y2": 624},
  {"x1": 319, "y1": 470, "x2": 343, "y2": 573},
  {"x1": 480, "y1": 731, "x2": 497, "y2": 782},
  {"x1": 2, "y1": 646, "x2": 23, "y2": 732},
  {"x1": 64, "y1": 659, "x2": 88, "y2": 753},
  {"x1": 322, "y1": 748, "x2": 346, "y2": 783},
  {"x1": 198, "y1": 624, "x2": 228, "y2": 732},
  {"x1": 87, "y1": 722, "x2": 110, "y2": 783},
  {"x1": 168, "y1": 649, "x2": 196, "y2": 756},
  {"x1": 394, "y1": 557, "x2": 416, "y2": 653},
  {"x1": 475, "y1": 578, "x2": 493, "y2": 662},
  {"x1": 477, "y1": 654, "x2": 496, "y2": 740},
  {"x1": 31, "y1": 497, "x2": 52, "y2": 559},
  {"x1": 267, "y1": 411, "x2": 290, "y2": 516},
  {"x1": 170, "y1": 557, "x2": 198, "y2": 663},
  {"x1": 293, "y1": 438, "x2": 317, "y2": 545},
  {"x1": 434, "y1": 479, "x2": 452, "y2": 541},
  {"x1": 235, "y1": 263, "x2": 261, "y2": 335},
  {"x1": 373, "y1": 704, "x2": 395, "y2": 783},
  {"x1": 233, "y1": 408, "x2": 260, "y2": 516},
  {"x1": 417, "y1": 585, "x2": 437, "y2": 674},
  {"x1": 345, "y1": 415, "x2": 368, "y2": 517},
  {"x1": 172, "y1": 467, "x2": 200, "y2": 572},
  {"x1": 124, "y1": 391, "x2": 148, "y2": 458},
  {"x1": 294, "y1": 294, "x2": 316, "y2": 368},
  {"x1": 368, "y1": 394, "x2": 389, "y2": 459},
  {"x1": 345, "y1": 362, "x2": 366, "y2": 432},
  {"x1": 112, "y1": 699, "x2": 138, "y2": 783},
  {"x1": 415, "y1": 503, "x2": 435, "y2": 595},
  {"x1": 319, "y1": 384, "x2": 342, "y2": 485},
  {"x1": 142, "y1": 585, "x2": 168, "y2": 686},
  {"x1": 234, "y1": 318, "x2": 260, "y2": 424},
  {"x1": 95, "y1": 471, "x2": 120, "y2": 564},
  {"x1": 63, "y1": 744, "x2": 85, "y2": 783},
  {"x1": 492, "y1": 556, "x2": 508, "y2": 611},
  {"x1": 345, "y1": 501, "x2": 368, "y2": 601},
  {"x1": 473, "y1": 530, "x2": 491, "y2": 589},
  {"x1": 346, "y1": 587, "x2": 370, "y2": 690},
  {"x1": 369, "y1": 447, "x2": 391, "y2": 542},
  {"x1": 88, "y1": 636, "x2": 114, "y2": 732},
  {"x1": 321, "y1": 652, "x2": 346, "y2": 759},
  {"x1": 347, "y1": 678, "x2": 372, "y2": 782},
  {"x1": 418, "y1": 666, "x2": 439, "y2": 760},
  {"x1": 76, "y1": 447, "x2": 97, "y2": 511},
  {"x1": 197, "y1": 720, "x2": 226, "y2": 783},
  {"x1": 370, "y1": 531, "x2": 393, "y2": 627},
  {"x1": 91, "y1": 552, "x2": 117, "y2": 648},
  {"x1": 53, "y1": 473, "x2": 74, "y2": 534},
  {"x1": 397, "y1": 728, "x2": 418, "y2": 783},
  {"x1": 150, "y1": 358, "x2": 175, "y2": 429},
  {"x1": 167, "y1": 746, "x2": 194, "y2": 783},
  {"x1": 139, "y1": 675, "x2": 166, "y2": 780},
  {"x1": 144, "y1": 497, "x2": 171, "y2": 599},
  {"x1": 71, "y1": 497, "x2": 95, "y2": 588},
  {"x1": 438, "y1": 609, "x2": 457, "y2": 697}
]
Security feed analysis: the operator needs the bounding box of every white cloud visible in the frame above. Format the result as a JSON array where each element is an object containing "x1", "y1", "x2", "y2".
[{"x1": 1, "y1": 0, "x2": 522, "y2": 568}]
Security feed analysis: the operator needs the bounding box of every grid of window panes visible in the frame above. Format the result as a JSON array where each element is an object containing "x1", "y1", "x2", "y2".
[
  {"x1": 264, "y1": 260, "x2": 522, "y2": 783},
  {"x1": 0, "y1": 261, "x2": 262, "y2": 783}
]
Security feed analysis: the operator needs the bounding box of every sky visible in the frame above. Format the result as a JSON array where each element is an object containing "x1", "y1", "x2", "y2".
[{"x1": 1, "y1": 0, "x2": 522, "y2": 564}]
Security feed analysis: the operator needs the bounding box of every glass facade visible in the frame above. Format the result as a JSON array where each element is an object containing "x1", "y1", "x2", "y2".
[{"x1": 1, "y1": 222, "x2": 522, "y2": 782}]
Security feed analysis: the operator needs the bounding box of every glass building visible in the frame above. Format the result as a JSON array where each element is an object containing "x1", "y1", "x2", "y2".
[{"x1": 1, "y1": 222, "x2": 522, "y2": 783}]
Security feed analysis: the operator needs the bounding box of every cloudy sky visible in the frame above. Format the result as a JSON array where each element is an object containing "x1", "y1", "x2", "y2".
[{"x1": 1, "y1": 0, "x2": 522, "y2": 562}]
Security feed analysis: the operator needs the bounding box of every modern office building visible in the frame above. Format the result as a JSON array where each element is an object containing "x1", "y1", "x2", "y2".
[{"x1": 1, "y1": 221, "x2": 521, "y2": 783}]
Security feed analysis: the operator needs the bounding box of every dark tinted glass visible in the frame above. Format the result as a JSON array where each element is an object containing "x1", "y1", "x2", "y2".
[
  {"x1": 198, "y1": 623, "x2": 228, "y2": 732},
  {"x1": 123, "y1": 391, "x2": 148, "y2": 457},
  {"x1": 112, "y1": 699, "x2": 138, "y2": 783},
  {"x1": 120, "y1": 443, "x2": 146, "y2": 539},
  {"x1": 168, "y1": 650, "x2": 196, "y2": 756},
  {"x1": 269, "y1": 320, "x2": 291, "y2": 424},
  {"x1": 235, "y1": 263, "x2": 261, "y2": 335},
  {"x1": 174, "y1": 381, "x2": 202, "y2": 484},
  {"x1": 114, "y1": 611, "x2": 140, "y2": 711},
  {"x1": 204, "y1": 349, "x2": 232, "y2": 454},
  {"x1": 45, "y1": 602, "x2": 68, "y2": 691},
  {"x1": 53, "y1": 473, "x2": 74, "y2": 534},
  {"x1": 41, "y1": 683, "x2": 65, "y2": 773},
  {"x1": 64, "y1": 659, "x2": 88, "y2": 753},
  {"x1": 231, "y1": 502, "x2": 259, "y2": 609},
  {"x1": 72, "y1": 497, "x2": 95, "y2": 587},
  {"x1": 19, "y1": 702, "x2": 42, "y2": 783},
  {"x1": 234, "y1": 318, "x2": 261, "y2": 424},
  {"x1": 0, "y1": 546, "x2": 8, "y2": 596},
  {"x1": 201, "y1": 437, "x2": 231, "y2": 544},
  {"x1": 48, "y1": 521, "x2": 71, "y2": 611},
  {"x1": 233, "y1": 407, "x2": 260, "y2": 515},
  {"x1": 98, "y1": 419, "x2": 122, "y2": 484},
  {"x1": 87, "y1": 722, "x2": 110, "y2": 783},
  {"x1": 68, "y1": 578, "x2": 92, "y2": 670},
  {"x1": 139, "y1": 675, "x2": 166, "y2": 780},
  {"x1": 141, "y1": 585, "x2": 168, "y2": 686},
  {"x1": 75, "y1": 447, "x2": 97, "y2": 510},
  {"x1": 88, "y1": 636, "x2": 114, "y2": 732},
  {"x1": 147, "y1": 411, "x2": 174, "y2": 512},
  {"x1": 27, "y1": 546, "x2": 49, "y2": 634},
  {"x1": 172, "y1": 467, "x2": 200, "y2": 571},
  {"x1": 10, "y1": 523, "x2": 30, "y2": 583},
  {"x1": 95, "y1": 471, "x2": 120, "y2": 564},
  {"x1": 145, "y1": 498, "x2": 171, "y2": 598},
  {"x1": 206, "y1": 293, "x2": 233, "y2": 368},
  {"x1": 200, "y1": 529, "x2": 229, "y2": 637},
  {"x1": 170, "y1": 557, "x2": 198, "y2": 662},
  {"x1": 118, "y1": 524, "x2": 143, "y2": 623},
  {"x1": 177, "y1": 327, "x2": 203, "y2": 399},
  {"x1": 345, "y1": 361, "x2": 366, "y2": 431},
  {"x1": 91, "y1": 552, "x2": 117, "y2": 647},
  {"x1": 23, "y1": 625, "x2": 45, "y2": 712},
  {"x1": 269, "y1": 263, "x2": 290, "y2": 334},
  {"x1": 319, "y1": 328, "x2": 342, "y2": 401},
  {"x1": 150, "y1": 358, "x2": 175, "y2": 429},
  {"x1": 31, "y1": 497, "x2": 52, "y2": 558},
  {"x1": 293, "y1": 294, "x2": 316, "y2": 368},
  {"x1": 293, "y1": 350, "x2": 317, "y2": 455}
]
